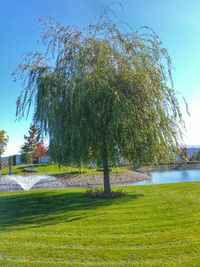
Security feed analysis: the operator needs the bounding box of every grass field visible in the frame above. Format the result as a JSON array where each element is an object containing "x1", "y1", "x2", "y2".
[
  {"x1": 1, "y1": 163, "x2": 127, "y2": 176},
  {"x1": 1, "y1": 182, "x2": 200, "y2": 266}
]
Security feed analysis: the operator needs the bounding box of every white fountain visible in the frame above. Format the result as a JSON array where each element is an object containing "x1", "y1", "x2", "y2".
[
  {"x1": 0, "y1": 175, "x2": 65, "y2": 191},
  {"x1": 6, "y1": 175, "x2": 50, "y2": 190}
]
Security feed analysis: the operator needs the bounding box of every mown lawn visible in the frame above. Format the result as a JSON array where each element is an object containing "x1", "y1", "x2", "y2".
[
  {"x1": 1, "y1": 163, "x2": 127, "y2": 176},
  {"x1": 1, "y1": 183, "x2": 200, "y2": 266}
]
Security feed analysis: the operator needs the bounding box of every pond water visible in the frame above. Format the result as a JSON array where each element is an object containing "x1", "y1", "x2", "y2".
[{"x1": 134, "y1": 169, "x2": 200, "y2": 185}]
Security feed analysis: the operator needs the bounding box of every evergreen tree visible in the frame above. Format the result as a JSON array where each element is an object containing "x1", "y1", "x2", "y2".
[
  {"x1": 20, "y1": 124, "x2": 44, "y2": 163},
  {"x1": 191, "y1": 150, "x2": 200, "y2": 161}
]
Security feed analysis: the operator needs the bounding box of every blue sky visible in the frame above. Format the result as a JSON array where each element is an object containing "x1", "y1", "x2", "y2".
[{"x1": 1, "y1": 0, "x2": 200, "y2": 156}]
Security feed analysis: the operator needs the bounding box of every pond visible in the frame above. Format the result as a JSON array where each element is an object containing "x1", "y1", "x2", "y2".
[{"x1": 134, "y1": 169, "x2": 200, "y2": 185}]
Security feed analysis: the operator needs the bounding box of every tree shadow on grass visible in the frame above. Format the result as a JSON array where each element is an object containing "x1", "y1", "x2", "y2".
[{"x1": 0, "y1": 190, "x2": 143, "y2": 231}]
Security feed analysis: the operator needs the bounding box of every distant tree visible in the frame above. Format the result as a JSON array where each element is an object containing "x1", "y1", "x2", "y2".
[
  {"x1": 0, "y1": 130, "x2": 8, "y2": 170},
  {"x1": 15, "y1": 5, "x2": 185, "y2": 196},
  {"x1": 191, "y1": 150, "x2": 200, "y2": 161},
  {"x1": 21, "y1": 150, "x2": 32, "y2": 164},
  {"x1": 20, "y1": 124, "x2": 38, "y2": 163},
  {"x1": 20, "y1": 124, "x2": 46, "y2": 164}
]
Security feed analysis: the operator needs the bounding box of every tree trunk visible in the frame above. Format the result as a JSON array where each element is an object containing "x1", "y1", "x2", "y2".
[
  {"x1": 102, "y1": 139, "x2": 111, "y2": 196},
  {"x1": 9, "y1": 165, "x2": 12, "y2": 175},
  {"x1": 8, "y1": 157, "x2": 12, "y2": 175}
]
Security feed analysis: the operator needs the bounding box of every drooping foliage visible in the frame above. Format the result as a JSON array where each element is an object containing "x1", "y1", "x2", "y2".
[{"x1": 15, "y1": 6, "x2": 184, "y2": 193}]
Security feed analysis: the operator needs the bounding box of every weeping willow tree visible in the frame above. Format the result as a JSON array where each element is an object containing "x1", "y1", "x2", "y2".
[{"x1": 16, "y1": 6, "x2": 184, "y2": 195}]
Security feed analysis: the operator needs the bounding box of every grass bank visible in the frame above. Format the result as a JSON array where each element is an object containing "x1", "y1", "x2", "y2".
[
  {"x1": 1, "y1": 182, "x2": 200, "y2": 266},
  {"x1": 1, "y1": 163, "x2": 128, "y2": 176}
]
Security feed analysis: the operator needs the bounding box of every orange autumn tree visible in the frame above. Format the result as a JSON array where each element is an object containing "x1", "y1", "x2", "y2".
[
  {"x1": 0, "y1": 130, "x2": 8, "y2": 170},
  {"x1": 33, "y1": 142, "x2": 47, "y2": 161}
]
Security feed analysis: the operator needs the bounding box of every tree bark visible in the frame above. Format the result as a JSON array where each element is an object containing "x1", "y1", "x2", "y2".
[
  {"x1": 102, "y1": 139, "x2": 111, "y2": 196},
  {"x1": 8, "y1": 157, "x2": 12, "y2": 175}
]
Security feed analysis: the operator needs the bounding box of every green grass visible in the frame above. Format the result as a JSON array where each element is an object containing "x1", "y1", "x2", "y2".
[
  {"x1": 1, "y1": 163, "x2": 127, "y2": 176},
  {"x1": 1, "y1": 182, "x2": 200, "y2": 266}
]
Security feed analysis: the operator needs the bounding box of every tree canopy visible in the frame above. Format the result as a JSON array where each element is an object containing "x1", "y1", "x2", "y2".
[{"x1": 16, "y1": 7, "x2": 184, "y2": 195}]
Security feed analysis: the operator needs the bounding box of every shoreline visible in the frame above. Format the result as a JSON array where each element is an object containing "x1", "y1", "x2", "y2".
[
  {"x1": 139, "y1": 162, "x2": 200, "y2": 173},
  {"x1": 0, "y1": 170, "x2": 150, "y2": 192},
  {"x1": 59, "y1": 170, "x2": 150, "y2": 187}
]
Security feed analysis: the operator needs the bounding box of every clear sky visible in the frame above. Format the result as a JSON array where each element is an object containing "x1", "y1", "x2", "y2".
[{"x1": 1, "y1": 0, "x2": 200, "y2": 156}]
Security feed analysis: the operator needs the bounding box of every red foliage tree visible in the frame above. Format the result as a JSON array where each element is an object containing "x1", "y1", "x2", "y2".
[{"x1": 33, "y1": 142, "x2": 47, "y2": 160}]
